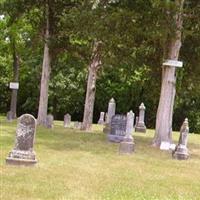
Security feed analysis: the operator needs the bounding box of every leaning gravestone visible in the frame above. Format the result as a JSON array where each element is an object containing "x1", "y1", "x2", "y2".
[
  {"x1": 135, "y1": 103, "x2": 146, "y2": 133},
  {"x1": 6, "y1": 114, "x2": 37, "y2": 166},
  {"x1": 108, "y1": 114, "x2": 127, "y2": 142},
  {"x1": 119, "y1": 111, "x2": 135, "y2": 154},
  {"x1": 172, "y1": 118, "x2": 189, "y2": 160},
  {"x1": 98, "y1": 112, "x2": 105, "y2": 125},
  {"x1": 64, "y1": 113, "x2": 71, "y2": 128},
  {"x1": 46, "y1": 114, "x2": 54, "y2": 128}
]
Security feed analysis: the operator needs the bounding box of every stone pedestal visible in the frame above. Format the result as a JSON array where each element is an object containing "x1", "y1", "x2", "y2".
[
  {"x1": 135, "y1": 125, "x2": 146, "y2": 133},
  {"x1": 172, "y1": 145, "x2": 189, "y2": 160},
  {"x1": 119, "y1": 141, "x2": 135, "y2": 154},
  {"x1": 6, "y1": 114, "x2": 37, "y2": 166},
  {"x1": 6, "y1": 150, "x2": 37, "y2": 166}
]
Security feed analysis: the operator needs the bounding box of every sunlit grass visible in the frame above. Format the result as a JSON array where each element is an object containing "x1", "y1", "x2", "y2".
[{"x1": 0, "y1": 116, "x2": 200, "y2": 200}]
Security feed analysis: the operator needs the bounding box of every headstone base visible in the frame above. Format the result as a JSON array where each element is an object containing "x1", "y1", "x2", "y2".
[
  {"x1": 98, "y1": 120, "x2": 104, "y2": 125},
  {"x1": 119, "y1": 141, "x2": 134, "y2": 154},
  {"x1": 6, "y1": 157, "x2": 37, "y2": 166},
  {"x1": 135, "y1": 125, "x2": 146, "y2": 133},
  {"x1": 172, "y1": 145, "x2": 189, "y2": 160},
  {"x1": 108, "y1": 134, "x2": 125, "y2": 143},
  {"x1": 7, "y1": 149, "x2": 36, "y2": 159}
]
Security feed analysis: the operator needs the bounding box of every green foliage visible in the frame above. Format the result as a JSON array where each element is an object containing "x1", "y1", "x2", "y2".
[{"x1": 0, "y1": 0, "x2": 200, "y2": 132}]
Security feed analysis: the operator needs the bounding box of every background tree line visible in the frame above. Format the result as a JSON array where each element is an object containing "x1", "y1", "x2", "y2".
[{"x1": 0, "y1": 0, "x2": 199, "y2": 133}]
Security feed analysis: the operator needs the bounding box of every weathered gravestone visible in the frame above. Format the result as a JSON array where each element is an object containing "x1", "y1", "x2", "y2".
[
  {"x1": 172, "y1": 118, "x2": 189, "y2": 160},
  {"x1": 98, "y1": 112, "x2": 105, "y2": 125},
  {"x1": 135, "y1": 103, "x2": 146, "y2": 133},
  {"x1": 108, "y1": 114, "x2": 127, "y2": 142},
  {"x1": 119, "y1": 111, "x2": 135, "y2": 154},
  {"x1": 64, "y1": 113, "x2": 71, "y2": 128},
  {"x1": 106, "y1": 98, "x2": 116, "y2": 124},
  {"x1": 46, "y1": 114, "x2": 54, "y2": 128},
  {"x1": 7, "y1": 111, "x2": 13, "y2": 122},
  {"x1": 6, "y1": 114, "x2": 37, "y2": 166},
  {"x1": 103, "y1": 98, "x2": 116, "y2": 134}
]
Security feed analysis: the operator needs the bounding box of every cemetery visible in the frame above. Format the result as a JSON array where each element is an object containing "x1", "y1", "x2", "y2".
[{"x1": 0, "y1": 0, "x2": 200, "y2": 200}]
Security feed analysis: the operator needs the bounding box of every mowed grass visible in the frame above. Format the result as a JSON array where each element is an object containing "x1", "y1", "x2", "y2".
[{"x1": 0, "y1": 116, "x2": 200, "y2": 200}]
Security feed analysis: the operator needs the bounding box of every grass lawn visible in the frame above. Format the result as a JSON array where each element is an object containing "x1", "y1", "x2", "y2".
[{"x1": 0, "y1": 116, "x2": 200, "y2": 200}]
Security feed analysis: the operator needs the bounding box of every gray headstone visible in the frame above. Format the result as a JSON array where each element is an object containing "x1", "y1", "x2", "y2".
[
  {"x1": 7, "y1": 111, "x2": 13, "y2": 122},
  {"x1": 106, "y1": 98, "x2": 116, "y2": 124},
  {"x1": 108, "y1": 114, "x2": 127, "y2": 142},
  {"x1": 124, "y1": 111, "x2": 134, "y2": 141},
  {"x1": 64, "y1": 113, "x2": 71, "y2": 128},
  {"x1": 172, "y1": 118, "x2": 189, "y2": 160},
  {"x1": 98, "y1": 112, "x2": 105, "y2": 125},
  {"x1": 6, "y1": 114, "x2": 37, "y2": 166},
  {"x1": 119, "y1": 111, "x2": 135, "y2": 154},
  {"x1": 135, "y1": 116, "x2": 139, "y2": 127},
  {"x1": 135, "y1": 103, "x2": 146, "y2": 133},
  {"x1": 46, "y1": 114, "x2": 54, "y2": 129}
]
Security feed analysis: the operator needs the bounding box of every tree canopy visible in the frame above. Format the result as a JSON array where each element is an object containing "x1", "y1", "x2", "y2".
[{"x1": 0, "y1": 0, "x2": 200, "y2": 133}]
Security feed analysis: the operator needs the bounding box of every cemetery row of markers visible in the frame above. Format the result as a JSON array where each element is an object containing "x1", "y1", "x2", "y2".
[{"x1": 6, "y1": 98, "x2": 189, "y2": 166}]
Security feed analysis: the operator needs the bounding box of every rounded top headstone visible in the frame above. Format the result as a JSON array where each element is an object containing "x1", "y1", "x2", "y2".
[
  {"x1": 139, "y1": 103, "x2": 146, "y2": 110},
  {"x1": 109, "y1": 98, "x2": 115, "y2": 103}
]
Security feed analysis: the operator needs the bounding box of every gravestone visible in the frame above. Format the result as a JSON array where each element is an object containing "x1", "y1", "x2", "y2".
[
  {"x1": 6, "y1": 114, "x2": 37, "y2": 166},
  {"x1": 119, "y1": 111, "x2": 135, "y2": 154},
  {"x1": 106, "y1": 98, "x2": 116, "y2": 124},
  {"x1": 172, "y1": 118, "x2": 189, "y2": 160},
  {"x1": 7, "y1": 111, "x2": 13, "y2": 122},
  {"x1": 64, "y1": 113, "x2": 71, "y2": 128},
  {"x1": 46, "y1": 114, "x2": 54, "y2": 128},
  {"x1": 98, "y1": 112, "x2": 105, "y2": 125},
  {"x1": 135, "y1": 103, "x2": 146, "y2": 133},
  {"x1": 108, "y1": 114, "x2": 127, "y2": 142},
  {"x1": 135, "y1": 116, "x2": 139, "y2": 127},
  {"x1": 103, "y1": 98, "x2": 116, "y2": 134}
]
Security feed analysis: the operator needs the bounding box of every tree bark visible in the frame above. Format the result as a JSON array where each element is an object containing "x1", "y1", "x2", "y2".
[
  {"x1": 153, "y1": 0, "x2": 185, "y2": 147},
  {"x1": 37, "y1": 1, "x2": 51, "y2": 126},
  {"x1": 10, "y1": 40, "x2": 19, "y2": 119},
  {"x1": 81, "y1": 41, "x2": 102, "y2": 131}
]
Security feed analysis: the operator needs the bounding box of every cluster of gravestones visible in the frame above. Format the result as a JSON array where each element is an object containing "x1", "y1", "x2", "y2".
[
  {"x1": 99, "y1": 98, "x2": 190, "y2": 158},
  {"x1": 6, "y1": 99, "x2": 189, "y2": 166}
]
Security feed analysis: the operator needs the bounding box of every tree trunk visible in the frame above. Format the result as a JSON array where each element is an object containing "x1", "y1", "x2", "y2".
[
  {"x1": 153, "y1": 0, "x2": 185, "y2": 147},
  {"x1": 81, "y1": 41, "x2": 102, "y2": 131},
  {"x1": 10, "y1": 40, "x2": 19, "y2": 119},
  {"x1": 37, "y1": 1, "x2": 51, "y2": 126}
]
